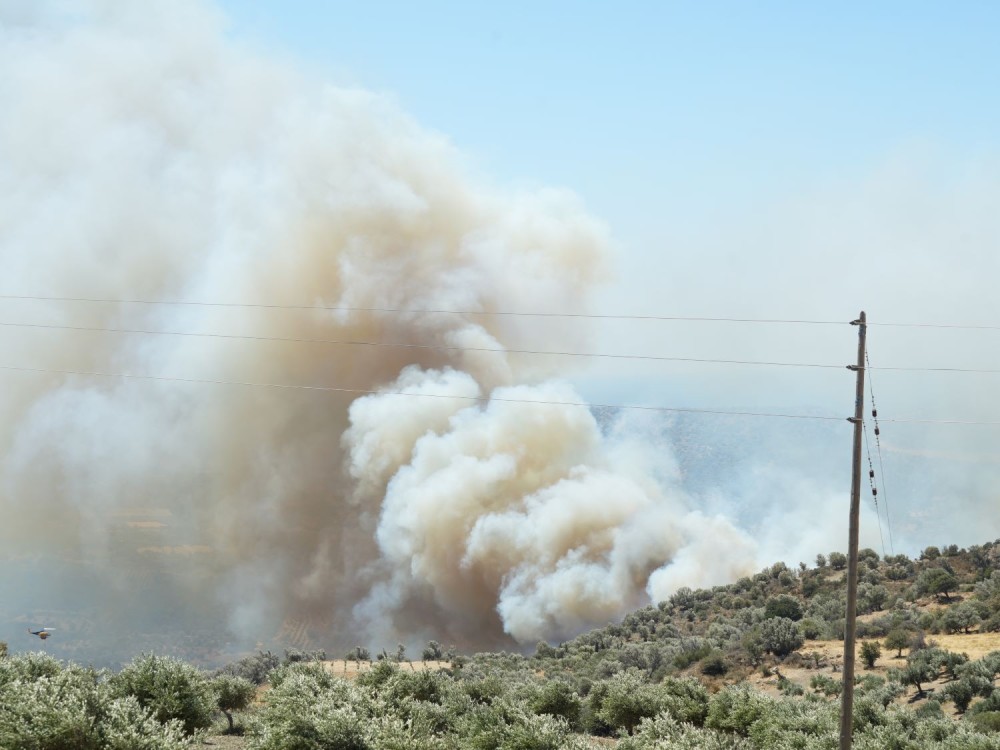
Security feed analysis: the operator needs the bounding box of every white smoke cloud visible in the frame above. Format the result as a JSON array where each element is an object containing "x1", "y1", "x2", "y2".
[
  {"x1": 0, "y1": 0, "x2": 766, "y2": 657},
  {"x1": 346, "y1": 374, "x2": 757, "y2": 643}
]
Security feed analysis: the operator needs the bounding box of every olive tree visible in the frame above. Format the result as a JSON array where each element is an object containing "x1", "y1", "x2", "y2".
[
  {"x1": 759, "y1": 617, "x2": 804, "y2": 657},
  {"x1": 212, "y1": 674, "x2": 256, "y2": 733},
  {"x1": 109, "y1": 653, "x2": 216, "y2": 736},
  {"x1": 860, "y1": 641, "x2": 881, "y2": 669},
  {"x1": 917, "y1": 568, "x2": 958, "y2": 601},
  {"x1": 884, "y1": 629, "x2": 911, "y2": 658}
]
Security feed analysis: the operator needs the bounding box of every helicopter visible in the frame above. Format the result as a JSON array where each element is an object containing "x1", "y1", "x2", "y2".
[{"x1": 28, "y1": 627, "x2": 55, "y2": 640}]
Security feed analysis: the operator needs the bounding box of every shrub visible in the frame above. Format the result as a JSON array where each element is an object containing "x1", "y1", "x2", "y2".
[
  {"x1": 459, "y1": 700, "x2": 573, "y2": 750},
  {"x1": 941, "y1": 602, "x2": 982, "y2": 634},
  {"x1": 810, "y1": 673, "x2": 842, "y2": 697},
  {"x1": 829, "y1": 552, "x2": 848, "y2": 570},
  {"x1": 212, "y1": 674, "x2": 255, "y2": 733},
  {"x1": 216, "y1": 651, "x2": 280, "y2": 685},
  {"x1": 619, "y1": 713, "x2": 753, "y2": 750},
  {"x1": 0, "y1": 662, "x2": 102, "y2": 749},
  {"x1": 700, "y1": 651, "x2": 729, "y2": 676},
  {"x1": 461, "y1": 673, "x2": 508, "y2": 706},
  {"x1": 944, "y1": 679, "x2": 975, "y2": 713},
  {"x1": 593, "y1": 670, "x2": 663, "y2": 734},
  {"x1": 673, "y1": 642, "x2": 713, "y2": 670},
  {"x1": 99, "y1": 695, "x2": 191, "y2": 750},
  {"x1": 346, "y1": 646, "x2": 371, "y2": 662},
  {"x1": 284, "y1": 648, "x2": 326, "y2": 663},
  {"x1": 968, "y1": 711, "x2": 1000, "y2": 734},
  {"x1": 858, "y1": 548, "x2": 880, "y2": 564},
  {"x1": 659, "y1": 676, "x2": 710, "y2": 726},
  {"x1": 778, "y1": 676, "x2": 804, "y2": 696},
  {"x1": 422, "y1": 641, "x2": 444, "y2": 661},
  {"x1": 759, "y1": 617, "x2": 804, "y2": 656},
  {"x1": 247, "y1": 667, "x2": 370, "y2": 750},
  {"x1": 529, "y1": 679, "x2": 581, "y2": 728},
  {"x1": 798, "y1": 618, "x2": 824, "y2": 640},
  {"x1": 860, "y1": 641, "x2": 881, "y2": 669},
  {"x1": 356, "y1": 658, "x2": 398, "y2": 689},
  {"x1": 705, "y1": 684, "x2": 775, "y2": 736},
  {"x1": 884, "y1": 629, "x2": 911, "y2": 658},
  {"x1": 109, "y1": 653, "x2": 216, "y2": 735},
  {"x1": 899, "y1": 660, "x2": 937, "y2": 697},
  {"x1": 764, "y1": 595, "x2": 803, "y2": 622},
  {"x1": 0, "y1": 655, "x2": 191, "y2": 750},
  {"x1": 917, "y1": 568, "x2": 958, "y2": 601},
  {"x1": 383, "y1": 669, "x2": 446, "y2": 706}
]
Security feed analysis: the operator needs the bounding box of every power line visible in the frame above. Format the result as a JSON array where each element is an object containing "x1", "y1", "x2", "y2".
[
  {"x1": 0, "y1": 363, "x2": 848, "y2": 421},
  {"x1": 882, "y1": 417, "x2": 1000, "y2": 426},
  {"x1": 6, "y1": 319, "x2": 1000, "y2": 373},
  {"x1": 6, "y1": 293, "x2": 1000, "y2": 329},
  {"x1": 0, "y1": 361, "x2": 995, "y2": 426},
  {"x1": 871, "y1": 322, "x2": 1000, "y2": 331},
  {"x1": 0, "y1": 295, "x2": 850, "y2": 324},
  {"x1": 861, "y1": 419, "x2": 887, "y2": 558},
  {"x1": 866, "y1": 351, "x2": 895, "y2": 556},
  {"x1": 870, "y1": 365, "x2": 1000, "y2": 374},
  {"x1": 0, "y1": 320, "x2": 848, "y2": 369}
]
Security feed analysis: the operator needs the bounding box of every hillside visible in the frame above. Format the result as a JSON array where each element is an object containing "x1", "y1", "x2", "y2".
[{"x1": 8, "y1": 540, "x2": 1000, "y2": 749}]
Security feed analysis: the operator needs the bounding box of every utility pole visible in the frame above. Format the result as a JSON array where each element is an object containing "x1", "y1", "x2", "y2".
[{"x1": 840, "y1": 311, "x2": 866, "y2": 750}]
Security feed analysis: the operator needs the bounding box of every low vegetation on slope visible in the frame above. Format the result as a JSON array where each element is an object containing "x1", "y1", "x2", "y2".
[{"x1": 8, "y1": 541, "x2": 1000, "y2": 748}]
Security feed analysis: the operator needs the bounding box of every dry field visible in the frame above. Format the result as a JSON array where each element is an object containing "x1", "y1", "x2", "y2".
[
  {"x1": 321, "y1": 658, "x2": 452, "y2": 679},
  {"x1": 751, "y1": 630, "x2": 1000, "y2": 712}
]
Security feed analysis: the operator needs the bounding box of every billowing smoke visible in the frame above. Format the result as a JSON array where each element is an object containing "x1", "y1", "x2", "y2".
[
  {"x1": 347, "y1": 376, "x2": 757, "y2": 643},
  {"x1": 0, "y1": 0, "x2": 759, "y2": 659}
]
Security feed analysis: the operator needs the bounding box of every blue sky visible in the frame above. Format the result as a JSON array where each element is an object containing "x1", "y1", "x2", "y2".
[
  {"x1": 214, "y1": 1, "x2": 1000, "y2": 390},
  {"x1": 215, "y1": 2, "x2": 1000, "y2": 342},
  {"x1": 216, "y1": 1, "x2": 1000, "y2": 206}
]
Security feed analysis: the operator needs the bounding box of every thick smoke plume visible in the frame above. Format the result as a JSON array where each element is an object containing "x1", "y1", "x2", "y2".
[{"x1": 0, "y1": 0, "x2": 758, "y2": 657}]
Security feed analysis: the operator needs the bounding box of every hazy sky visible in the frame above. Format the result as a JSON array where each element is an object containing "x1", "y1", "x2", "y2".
[
  {"x1": 213, "y1": 1, "x2": 1000, "y2": 553},
  {"x1": 213, "y1": 1, "x2": 1000, "y2": 372}
]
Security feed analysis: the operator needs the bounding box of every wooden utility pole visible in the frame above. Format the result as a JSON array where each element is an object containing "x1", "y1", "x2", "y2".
[{"x1": 839, "y1": 311, "x2": 866, "y2": 750}]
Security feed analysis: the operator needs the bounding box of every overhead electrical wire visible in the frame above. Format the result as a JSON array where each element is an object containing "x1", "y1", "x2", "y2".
[
  {"x1": 861, "y1": 419, "x2": 887, "y2": 558},
  {"x1": 0, "y1": 298, "x2": 997, "y2": 425},
  {"x1": 0, "y1": 362, "x2": 993, "y2": 426},
  {"x1": 4, "y1": 294, "x2": 1000, "y2": 329},
  {"x1": 0, "y1": 319, "x2": 997, "y2": 373},
  {"x1": 0, "y1": 295, "x2": 850, "y2": 324},
  {"x1": 0, "y1": 363, "x2": 848, "y2": 421},
  {"x1": 866, "y1": 351, "x2": 895, "y2": 556},
  {"x1": 0, "y1": 320, "x2": 847, "y2": 369},
  {"x1": 881, "y1": 417, "x2": 1000, "y2": 426},
  {"x1": 870, "y1": 322, "x2": 1000, "y2": 331},
  {"x1": 870, "y1": 365, "x2": 1000, "y2": 374},
  {"x1": 0, "y1": 321, "x2": 1000, "y2": 374}
]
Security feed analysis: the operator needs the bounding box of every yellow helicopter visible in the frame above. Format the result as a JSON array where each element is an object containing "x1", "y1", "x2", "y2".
[{"x1": 28, "y1": 627, "x2": 55, "y2": 640}]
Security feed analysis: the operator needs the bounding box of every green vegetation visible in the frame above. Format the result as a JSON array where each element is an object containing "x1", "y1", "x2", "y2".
[
  {"x1": 108, "y1": 653, "x2": 216, "y2": 735},
  {"x1": 212, "y1": 674, "x2": 255, "y2": 733},
  {"x1": 9, "y1": 541, "x2": 1000, "y2": 748},
  {"x1": 860, "y1": 640, "x2": 882, "y2": 669}
]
